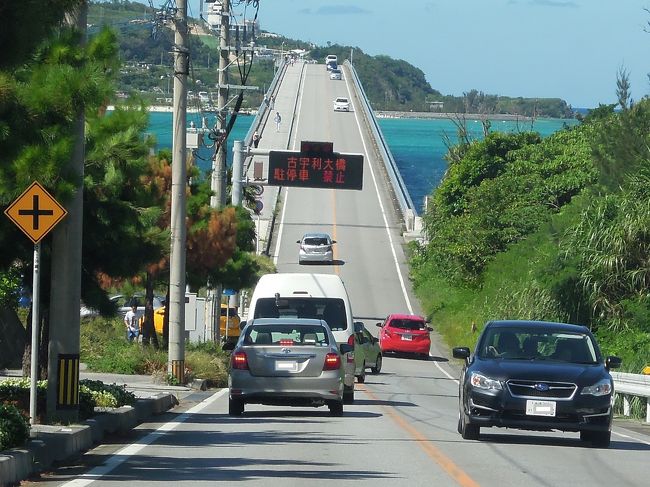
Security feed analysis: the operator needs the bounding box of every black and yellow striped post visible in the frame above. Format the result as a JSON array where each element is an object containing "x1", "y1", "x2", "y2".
[
  {"x1": 56, "y1": 354, "x2": 80, "y2": 409},
  {"x1": 171, "y1": 359, "x2": 185, "y2": 384}
]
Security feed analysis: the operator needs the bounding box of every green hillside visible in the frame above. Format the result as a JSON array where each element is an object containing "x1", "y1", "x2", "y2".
[{"x1": 88, "y1": 1, "x2": 573, "y2": 117}]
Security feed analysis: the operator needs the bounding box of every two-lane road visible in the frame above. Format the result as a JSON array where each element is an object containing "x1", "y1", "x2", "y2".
[{"x1": 37, "y1": 62, "x2": 650, "y2": 487}]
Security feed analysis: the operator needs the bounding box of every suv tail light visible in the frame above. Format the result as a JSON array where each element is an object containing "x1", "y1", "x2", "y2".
[
  {"x1": 323, "y1": 353, "x2": 341, "y2": 370},
  {"x1": 347, "y1": 335, "x2": 355, "y2": 346},
  {"x1": 231, "y1": 351, "x2": 249, "y2": 370}
]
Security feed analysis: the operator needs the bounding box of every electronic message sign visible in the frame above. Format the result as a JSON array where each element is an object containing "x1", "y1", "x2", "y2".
[{"x1": 268, "y1": 141, "x2": 363, "y2": 190}]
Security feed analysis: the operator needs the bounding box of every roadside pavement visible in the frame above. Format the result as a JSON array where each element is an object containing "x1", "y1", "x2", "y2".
[{"x1": 0, "y1": 368, "x2": 209, "y2": 486}]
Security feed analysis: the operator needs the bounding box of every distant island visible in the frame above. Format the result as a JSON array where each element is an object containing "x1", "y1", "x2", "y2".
[{"x1": 91, "y1": 1, "x2": 576, "y2": 119}]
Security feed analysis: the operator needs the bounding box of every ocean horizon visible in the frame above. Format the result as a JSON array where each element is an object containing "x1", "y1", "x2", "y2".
[{"x1": 146, "y1": 111, "x2": 577, "y2": 214}]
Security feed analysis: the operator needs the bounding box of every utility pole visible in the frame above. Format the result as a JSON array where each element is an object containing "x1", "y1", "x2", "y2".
[
  {"x1": 168, "y1": 0, "x2": 189, "y2": 384},
  {"x1": 211, "y1": 0, "x2": 230, "y2": 208},
  {"x1": 207, "y1": 0, "x2": 230, "y2": 341},
  {"x1": 46, "y1": 0, "x2": 87, "y2": 424}
]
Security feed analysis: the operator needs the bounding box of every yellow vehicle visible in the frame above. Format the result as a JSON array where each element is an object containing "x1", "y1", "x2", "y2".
[
  {"x1": 220, "y1": 304, "x2": 241, "y2": 344},
  {"x1": 149, "y1": 304, "x2": 240, "y2": 341}
]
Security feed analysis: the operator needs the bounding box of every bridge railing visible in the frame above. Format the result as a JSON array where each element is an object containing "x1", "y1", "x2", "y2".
[
  {"x1": 344, "y1": 61, "x2": 419, "y2": 234},
  {"x1": 612, "y1": 371, "x2": 650, "y2": 423}
]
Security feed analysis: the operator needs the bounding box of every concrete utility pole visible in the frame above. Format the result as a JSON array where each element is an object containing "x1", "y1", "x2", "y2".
[
  {"x1": 206, "y1": 0, "x2": 230, "y2": 341},
  {"x1": 211, "y1": 0, "x2": 230, "y2": 208},
  {"x1": 46, "y1": 0, "x2": 87, "y2": 424},
  {"x1": 168, "y1": 0, "x2": 189, "y2": 384}
]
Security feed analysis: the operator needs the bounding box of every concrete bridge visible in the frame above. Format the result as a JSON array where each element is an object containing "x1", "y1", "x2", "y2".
[{"x1": 234, "y1": 59, "x2": 423, "y2": 321}]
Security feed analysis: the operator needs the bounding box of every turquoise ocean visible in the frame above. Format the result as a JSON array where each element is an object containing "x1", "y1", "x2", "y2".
[{"x1": 147, "y1": 112, "x2": 577, "y2": 214}]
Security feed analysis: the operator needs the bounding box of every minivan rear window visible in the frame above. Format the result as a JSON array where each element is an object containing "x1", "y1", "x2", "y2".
[{"x1": 254, "y1": 297, "x2": 347, "y2": 331}]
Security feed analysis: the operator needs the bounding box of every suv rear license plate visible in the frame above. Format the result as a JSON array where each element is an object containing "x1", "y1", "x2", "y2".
[
  {"x1": 526, "y1": 400, "x2": 556, "y2": 417},
  {"x1": 275, "y1": 361, "x2": 298, "y2": 372},
  {"x1": 401, "y1": 334, "x2": 412, "y2": 341}
]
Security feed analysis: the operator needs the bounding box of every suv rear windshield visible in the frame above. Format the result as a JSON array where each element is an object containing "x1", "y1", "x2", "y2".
[
  {"x1": 244, "y1": 324, "x2": 330, "y2": 346},
  {"x1": 254, "y1": 297, "x2": 347, "y2": 331}
]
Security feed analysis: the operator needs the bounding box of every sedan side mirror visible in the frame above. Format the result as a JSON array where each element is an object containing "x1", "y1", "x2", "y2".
[
  {"x1": 426, "y1": 326, "x2": 433, "y2": 332},
  {"x1": 605, "y1": 355, "x2": 622, "y2": 370},
  {"x1": 332, "y1": 240, "x2": 337, "y2": 244},
  {"x1": 375, "y1": 323, "x2": 382, "y2": 328},
  {"x1": 452, "y1": 347, "x2": 471, "y2": 360},
  {"x1": 239, "y1": 320, "x2": 247, "y2": 330},
  {"x1": 296, "y1": 240, "x2": 301, "y2": 244}
]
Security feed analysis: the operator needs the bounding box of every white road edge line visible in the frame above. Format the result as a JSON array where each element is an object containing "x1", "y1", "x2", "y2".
[
  {"x1": 612, "y1": 428, "x2": 650, "y2": 446},
  {"x1": 345, "y1": 73, "x2": 413, "y2": 315},
  {"x1": 60, "y1": 389, "x2": 228, "y2": 487},
  {"x1": 345, "y1": 71, "x2": 459, "y2": 386},
  {"x1": 272, "y1": 63, "x2": 306, "y2": 266}
]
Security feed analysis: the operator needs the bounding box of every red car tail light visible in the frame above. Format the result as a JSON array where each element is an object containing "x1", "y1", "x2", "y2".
[
  {"x1": 323, "y1": 353, "x2": 341, "y2": 370},
  {"x1": 347, "y1": 335, "x2": 355, "y2": 346},
  {"x1": 231, "y1": 351, "x2": 249, "y2": 370}
]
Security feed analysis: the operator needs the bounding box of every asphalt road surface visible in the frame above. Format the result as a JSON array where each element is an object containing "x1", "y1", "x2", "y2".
[{"x1": 28, "y1": 62, "x2": 650, "y2": 487}]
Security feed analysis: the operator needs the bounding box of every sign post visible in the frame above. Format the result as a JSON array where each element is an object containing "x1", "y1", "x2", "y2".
[{"x1": 4, "y1": 181, "x2": 68, "y2": 424}]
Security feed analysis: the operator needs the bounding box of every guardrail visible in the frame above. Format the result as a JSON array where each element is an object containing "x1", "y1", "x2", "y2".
[
  {"x1": 612, "y1": 371, "x2": 650, "y2": 423},
  {"x1": 344, "y1": 61, "x2": 419, "y2": 234}
]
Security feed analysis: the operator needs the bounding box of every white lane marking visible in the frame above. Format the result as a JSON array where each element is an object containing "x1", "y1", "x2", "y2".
[
  {"x1": 345, "y1": 73, "x2": 413, "y2": 315},
  {"x1": 345, "y1": 71, "x2": 462, "y2": 385},
  {"x1": 612, "y1": 429, "x2": 650, "y2": 446},
  {"x1": 272, "y1": 62, "x2": 306, "y2": 266},
  {"x1": 60, "y1": 389, "x2": 228, "y2": 486},
  {"x1": 433, "y1": 359, "x2": 459, "y2": 384}
]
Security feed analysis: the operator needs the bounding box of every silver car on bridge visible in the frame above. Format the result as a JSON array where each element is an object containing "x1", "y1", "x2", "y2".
[{"x1": 227, "y1": 318, "x2": 352, "y2": 416}]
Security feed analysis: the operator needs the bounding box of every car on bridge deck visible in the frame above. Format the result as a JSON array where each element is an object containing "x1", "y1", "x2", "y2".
[
  {"x1": 452, "y1": 320, "x2": 622, "y2": 447},
  {"x1": 333, "y1": 97, "x2": 351, "y2": 112},
  {"x1": 329, "y1": 68, "x2": 342, "y2": 80},
  {"x1": 297, "y1": 232, "x2": 335, "y2": 264},
  {"x1": 376, "y1": 314, "x2": 432, "y2": 359}
]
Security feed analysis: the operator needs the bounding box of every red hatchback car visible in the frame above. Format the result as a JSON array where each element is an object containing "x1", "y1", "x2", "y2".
[{"x1": 376, "y1": 314, "x2": 432, "y2": 358}]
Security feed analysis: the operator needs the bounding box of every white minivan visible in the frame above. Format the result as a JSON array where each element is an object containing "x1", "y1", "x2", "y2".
[{"x1": 245, "y1": 273, "x2": 358, "y2": 403}]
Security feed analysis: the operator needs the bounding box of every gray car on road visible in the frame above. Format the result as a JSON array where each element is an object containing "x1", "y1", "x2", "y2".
[{"x1": 227, "y1": 318, "x2": 353, "y2": 416}]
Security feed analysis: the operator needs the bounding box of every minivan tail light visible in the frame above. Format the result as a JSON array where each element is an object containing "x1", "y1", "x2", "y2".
[
  {"x1": 323, "y1": 353, "x2": 341, "y2": 370},
  {"x1": 231, "y1": 351, "x2": 249, "y2": 370}
]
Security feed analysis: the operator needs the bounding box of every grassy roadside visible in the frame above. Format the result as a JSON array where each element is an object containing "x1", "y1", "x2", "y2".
[{"x1": 80, "y1": 316, "x2": 230, "y2": 387}]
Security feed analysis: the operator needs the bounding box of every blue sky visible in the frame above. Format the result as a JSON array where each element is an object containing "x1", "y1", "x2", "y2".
[{"x1": 177, "y1": 0, "x2": 649, "y2": 108}]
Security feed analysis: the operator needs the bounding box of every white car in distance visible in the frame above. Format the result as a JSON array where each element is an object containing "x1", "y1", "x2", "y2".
[{"x1": 333, "y1": 97, "x2": 351, "y2": 112}]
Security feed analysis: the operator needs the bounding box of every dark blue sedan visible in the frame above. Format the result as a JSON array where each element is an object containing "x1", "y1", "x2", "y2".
[{"x1": 453, "y1": 320, "x2": 621, "y2": 447}]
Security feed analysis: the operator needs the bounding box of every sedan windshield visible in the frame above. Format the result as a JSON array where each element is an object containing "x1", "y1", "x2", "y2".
[{"x1": 478, "y1": 328, "x2": 598, "y2": 363}]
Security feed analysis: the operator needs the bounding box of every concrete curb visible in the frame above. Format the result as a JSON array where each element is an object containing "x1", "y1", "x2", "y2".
[{"x1": 0, "y1": 393, "x2": 179, "y2": 486}]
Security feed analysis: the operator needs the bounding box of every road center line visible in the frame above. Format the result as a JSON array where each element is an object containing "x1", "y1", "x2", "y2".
[{"x1": 362, "y1": 386, "x2": 480, "y2": 487}]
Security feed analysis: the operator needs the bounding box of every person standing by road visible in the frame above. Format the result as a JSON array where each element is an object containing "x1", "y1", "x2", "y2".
[
  {"x1": 252, "y1": 131, "x2": 261, "y2": 148},
  {"x1": 124, "y1": 304, "x2": 139, "y2": 342},
  {"x1": 274, "y1": 111, "x2": 281, "y2": 132},
  {"x1": 269, "y1": 95, "x2": 275, "y2": 110}
]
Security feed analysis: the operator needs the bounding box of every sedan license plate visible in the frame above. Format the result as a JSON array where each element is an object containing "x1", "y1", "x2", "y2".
[
  {"x1": 526, "y1": 400, "x2": 556, "y2": 417},
  {"x1": 275, "y1": 360, "x2": 298, "y2": 372},
  {"x1": 401, "y1": 334, "x2": 412, "y2": 341}
]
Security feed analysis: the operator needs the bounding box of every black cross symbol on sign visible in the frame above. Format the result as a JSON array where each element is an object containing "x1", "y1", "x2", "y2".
[{"x1": 18, "y1": 194, "x2": 54, "y2": 230}]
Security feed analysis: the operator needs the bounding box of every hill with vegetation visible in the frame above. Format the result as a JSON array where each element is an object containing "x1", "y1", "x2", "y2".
[
  {"x1": 87, "y1": 1, "x2": 573, "y2": 118},
  {"x1": 410, "y1": 92, "x2": 650, "y2": 378}
]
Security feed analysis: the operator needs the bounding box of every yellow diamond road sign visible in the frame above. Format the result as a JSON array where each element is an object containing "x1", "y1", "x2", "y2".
[{"x1": 4, "y1": 181, "x2": 67, "y2": 244}]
